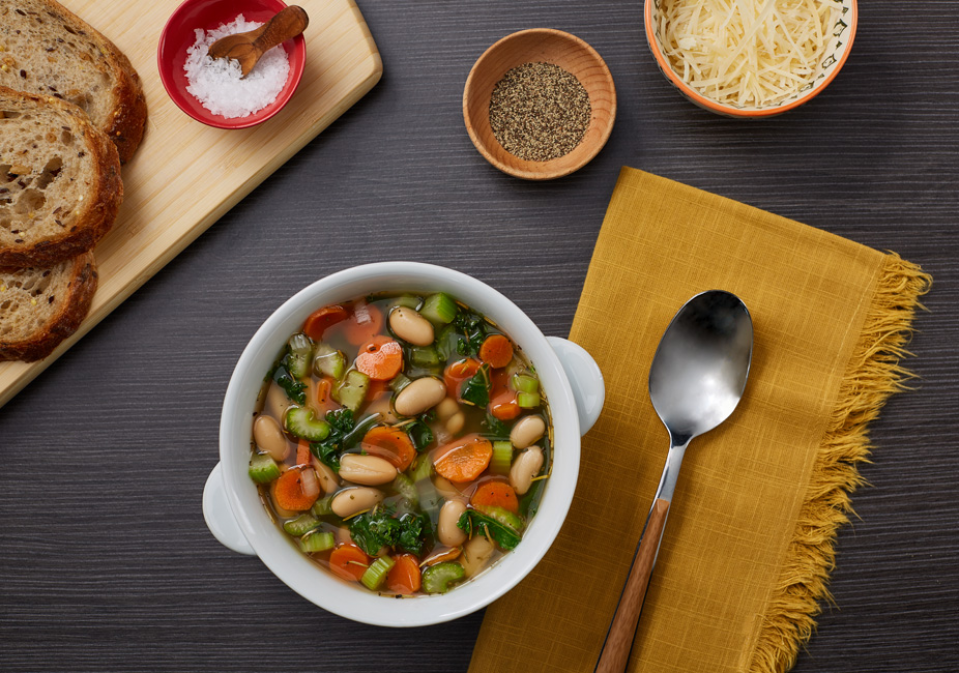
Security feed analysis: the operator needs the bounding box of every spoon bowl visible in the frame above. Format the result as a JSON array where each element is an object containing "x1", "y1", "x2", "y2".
[{"x1": 649, "y1": 290, "x2": 753, "y2": 442}]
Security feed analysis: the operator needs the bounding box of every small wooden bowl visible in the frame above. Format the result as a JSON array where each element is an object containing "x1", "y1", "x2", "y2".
[{"x1": 463, "y1": 29, "x2": 616, "y2": 180}]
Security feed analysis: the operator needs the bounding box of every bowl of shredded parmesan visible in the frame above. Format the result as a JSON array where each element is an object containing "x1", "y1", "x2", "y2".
[{"x1": 645, "y1": 0, "x2": 857, "y2": 116}]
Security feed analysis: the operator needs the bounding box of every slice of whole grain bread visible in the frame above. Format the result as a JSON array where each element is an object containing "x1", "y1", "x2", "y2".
[
  {"x1": 0, "y1": 250, "x2": 97, "y2": 361},
  {"x1": 0, "y1": 0, "x2": 147, "y2": 163},
  {"x1": 0, "y1": 85, "x2": 122, "y2": 268}
]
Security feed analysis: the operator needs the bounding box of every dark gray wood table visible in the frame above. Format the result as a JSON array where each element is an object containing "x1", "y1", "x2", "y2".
[{"x1": 2, "y1": 1, "x2": 957, "y2": 671}]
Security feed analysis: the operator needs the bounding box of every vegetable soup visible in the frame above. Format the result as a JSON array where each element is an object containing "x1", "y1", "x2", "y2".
[{"x1": 248, "y1": 292, "x2": 551, "y2": 596}]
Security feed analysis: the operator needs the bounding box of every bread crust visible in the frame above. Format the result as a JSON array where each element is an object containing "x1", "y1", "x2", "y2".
[
  {"x1": 0, "y1": 250, "x2": 97, "y2": 361},
  {"x1": 1, "y1": 0, "x2": 148, "y2": 163},
  {"x1": 0, "y1": 86, "x2": 123, "y2": 268}
]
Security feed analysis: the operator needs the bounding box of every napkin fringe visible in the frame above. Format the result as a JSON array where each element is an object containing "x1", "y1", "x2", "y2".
[{"x1": 749, "y1": 254, "x2": 932, "y2": 673}]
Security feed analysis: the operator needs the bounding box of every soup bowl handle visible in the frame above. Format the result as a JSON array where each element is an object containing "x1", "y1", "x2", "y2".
[
  {"x1": 203, "y1": 462, "x2": 257, "y2": 556},
  {"x1": 546, "y1": 336, "x2": 605, "y2": 435}
]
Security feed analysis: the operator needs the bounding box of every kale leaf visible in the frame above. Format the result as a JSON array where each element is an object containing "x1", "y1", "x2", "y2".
[
  {"x1": 454, "y1": 311, "x2": 487, "y2": 357},
  {"x1": 271, "y1": 362, "x2": 306, "y2": 405},
  {"x1": 396, "y1": 512, "x2": 429, "y2": 555},
  {"x1": 481, "y1": 413, "x2": 511, "y2": 440},
  {"x1": 348, "y1": 509, "x2": 431, "y2": 556},
  {"x1": 460, "y1": 364, "x2": 491, "y2": 408},
  {"x1": 327, "y1": 408, "x2": 355, "y2": 435},
  {"x1": 406, "y1": 420, "x2": 434, "y2": 452},
  {"x1": 310, "y1": 410, "x2": 384, "y2": 472},
  {"x1": 348, "y1": 509, "x2": 400, "y2": 556},
  {"x1": 457, "y1": 510, "x2": 521, "y2": 551}
]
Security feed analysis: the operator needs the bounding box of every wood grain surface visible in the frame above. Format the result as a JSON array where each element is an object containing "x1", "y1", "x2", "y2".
[{"x1": 1, "y1": 1, "x2": 957, "y2": 672}]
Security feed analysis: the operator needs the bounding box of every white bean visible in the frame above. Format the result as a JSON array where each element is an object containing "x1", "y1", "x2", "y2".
[
  {"x1": 394, "y1": 377, "x2": 446, "y2": 416},
  {"x1": 434, "y1": 476, "x2": 462, "y2": 500},
  {"x1": 389, "y1": 307, "x2": 435, "y2": 346},
  {"x1": 510, "y1": 416, "x2": 546, "y2": 449},
  {"x1": 253, "y1": 415, "x2": 290, "y2": 461},
  {"x1": 265, "y1": 382, "x2": 293, "y2": 420},
  {"x1": 438, "y1": 500, "x2": 468, "y2": 547},
  {"x1": 445, "y1": 411, "x2": 465, "y2": 435},
  {"x1": 461, "y1": 535, "x2": 495, "y2": 578},
  {"x1": 436, "y1": 397, "x2": 460, "y2": 421},
  {"x1": 331, "y1": 487, "x2": 384, "y2": 518},
  {"x1": 338, "y1": 454, "x2": 398, "y2": 486},
  {"x1": 509, "y1": 446, "x2": 544, "y2": 495},
  {"x1": 312, "y1": 459, "x2": 339, "y2": 494}
]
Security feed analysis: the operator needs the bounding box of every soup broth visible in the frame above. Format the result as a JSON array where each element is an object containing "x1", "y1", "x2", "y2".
[{"x1": 249, "y1": 292, "x2": 551, "y2": 596}]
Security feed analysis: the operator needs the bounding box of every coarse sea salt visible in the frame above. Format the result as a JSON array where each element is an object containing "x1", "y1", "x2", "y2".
[{"x1": 184, "y1": 15, "x2": 291, "y2": 119}]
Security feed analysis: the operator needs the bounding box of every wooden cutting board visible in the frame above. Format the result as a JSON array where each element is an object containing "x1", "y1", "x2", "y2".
[{"x1": 0, "y1": 0, "x2": 382, "y2": 407}]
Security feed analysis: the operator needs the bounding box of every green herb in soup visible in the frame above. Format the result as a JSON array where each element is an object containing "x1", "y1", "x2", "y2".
[{"x1": 249, "y1": 293, "x2": 551, "y2": 596}]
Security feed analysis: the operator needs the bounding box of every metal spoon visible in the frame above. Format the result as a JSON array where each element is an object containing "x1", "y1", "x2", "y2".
[
  {"x1": 594, "y1": 290, "x2": 753, "y2": 673},
  {"x1": 208, "y1": 6, "x2": 309, "y2": 78}
]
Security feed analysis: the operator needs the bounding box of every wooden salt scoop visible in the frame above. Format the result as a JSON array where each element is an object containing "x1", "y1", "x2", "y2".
[{"x1": 208, "y1": 5, "x2": 309, "y2": 77}]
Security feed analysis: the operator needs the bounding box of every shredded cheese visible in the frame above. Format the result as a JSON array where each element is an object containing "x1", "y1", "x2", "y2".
[{"x1": 659, "y1": 0, "x2": 839, "y2": 109}]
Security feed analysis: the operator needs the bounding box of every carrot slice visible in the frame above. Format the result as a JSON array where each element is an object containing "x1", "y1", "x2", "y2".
[
  {"x1": 295, "y1": 439, "x2": 311, "y2": 468},
  {"x1": 362, "y1": 426, "x2": 416, "y2": 471},
  {"x1": 479, "y1": 334, "x2": 514, "y2": 369},
  {"x1": 303, "y1": 305, "x2": 350, "y2": 341},
  {"x1": 355, "y1": 336, "x2": 404, "y2": 381},
  {"x1": 329, "y1": 544, "x2": 370, "y2": 582},
  {"x1": 490, "y1": 390, "x2": 521, "y2": 421},
  {"x1": 422, "y1": 547, "x2": 462, "y2": 566},
  {"x1": 471, "y1": 480, "x2": 519, "y2": 514},
  {"x1": 489, "y1": 369, "x2": 520, "y2": 420},
  {"x1": 343, "y1": 302, "x2": 384, "y2": 346},
  {"x1": 269, "y1": 480, "x2": 302, "y2": 518},
  {"x1": 387, "y1": 554, "x2": 422, "y2": 594},
  {"x1": 315, "y1": 377, "x2": 341, "y2": 414},
  {"x1": 272, "y1": 467, "x2": 320, "y2": 512},
  {"x1": 434, "y1": 434, "x2": 493, "y2": 483},
  {"x1": 444, "y1": 358, "x2": 481, "y2": 400}
]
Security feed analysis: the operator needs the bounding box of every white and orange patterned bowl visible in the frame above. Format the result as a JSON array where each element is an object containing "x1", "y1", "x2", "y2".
[{"x1": 644, "y1": 0, "x2": 858, "y2": 117}]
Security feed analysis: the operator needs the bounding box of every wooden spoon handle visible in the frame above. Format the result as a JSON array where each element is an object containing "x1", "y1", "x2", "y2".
[
  {"x1": 594, "y1": 498, "x2": 671, "y2": 673},
  {"x1": 252, "y1": 5, "x2": 309, "y2": 54}
]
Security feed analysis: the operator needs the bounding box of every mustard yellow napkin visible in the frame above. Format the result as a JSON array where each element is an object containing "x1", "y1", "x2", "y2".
[{"x1": 469, "y1": 168, "x2": 931, "y2": 673}]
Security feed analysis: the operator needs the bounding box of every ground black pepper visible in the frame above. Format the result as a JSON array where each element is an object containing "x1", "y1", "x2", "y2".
[{"x1": 488, "y1": 62, "x2": 591, "y2": 162}]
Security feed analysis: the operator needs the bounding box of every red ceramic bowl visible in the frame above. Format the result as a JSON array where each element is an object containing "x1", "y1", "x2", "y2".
[{"x1": 157, "y1": 0, "x2": 307, "y2": 129}]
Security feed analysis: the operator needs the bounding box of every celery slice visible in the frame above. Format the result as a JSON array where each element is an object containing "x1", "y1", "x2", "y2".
[
  {"x1": 511, "y1": 374, "x2": 539, "y2": 394},
  {"x1": 284, "y1": 514, "x2": 321, "y2": 536},
  {"x1": 311, "y1": 496, "x2": 334, "y2": 517},
  {"x1": 333, "y1": 370, "x2": 370, "y2": 412},
  {"x1": 476, "y1": 505, "x2": 524, "y2": 532},
  {"x1": 517, "y1": 392, "x2": 541, "y2": 409},
  {"x1": 491, "y1": 441, "x2": 513, "y2": 474},
  {"x1": 389, "y1": 373, "x2": 412, "y2": 394},
  {"x1": 361, "y1": 556, "x2": 396, "y2": 591},
  {"x1": 420, "y1": 293, "x2": 458, "y2": 324},
  {"x1": 300, "y1": 530, "x2": 335, "y2": 553},
  {"x1": 249, "y1": 453, "x2": 281, "y2": 483},
  {"x1": 287, "y1": 333, "x2": 313, "y2": 379},
  {"x1": 410, "y1": 346, "x2": 440, "y2": 367},
  {"x1": 422, "y1": 562, "x2": 465, "y2": 594},
  {"x1": 390, "y1": 294, "x2": 422, "y2": 310},
  {"x1": 313, "y1": 343, "x2": 347, "y2": 380},
  {"x1": 285, "y1": 407, "x2": 331, "y2": 441}
]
